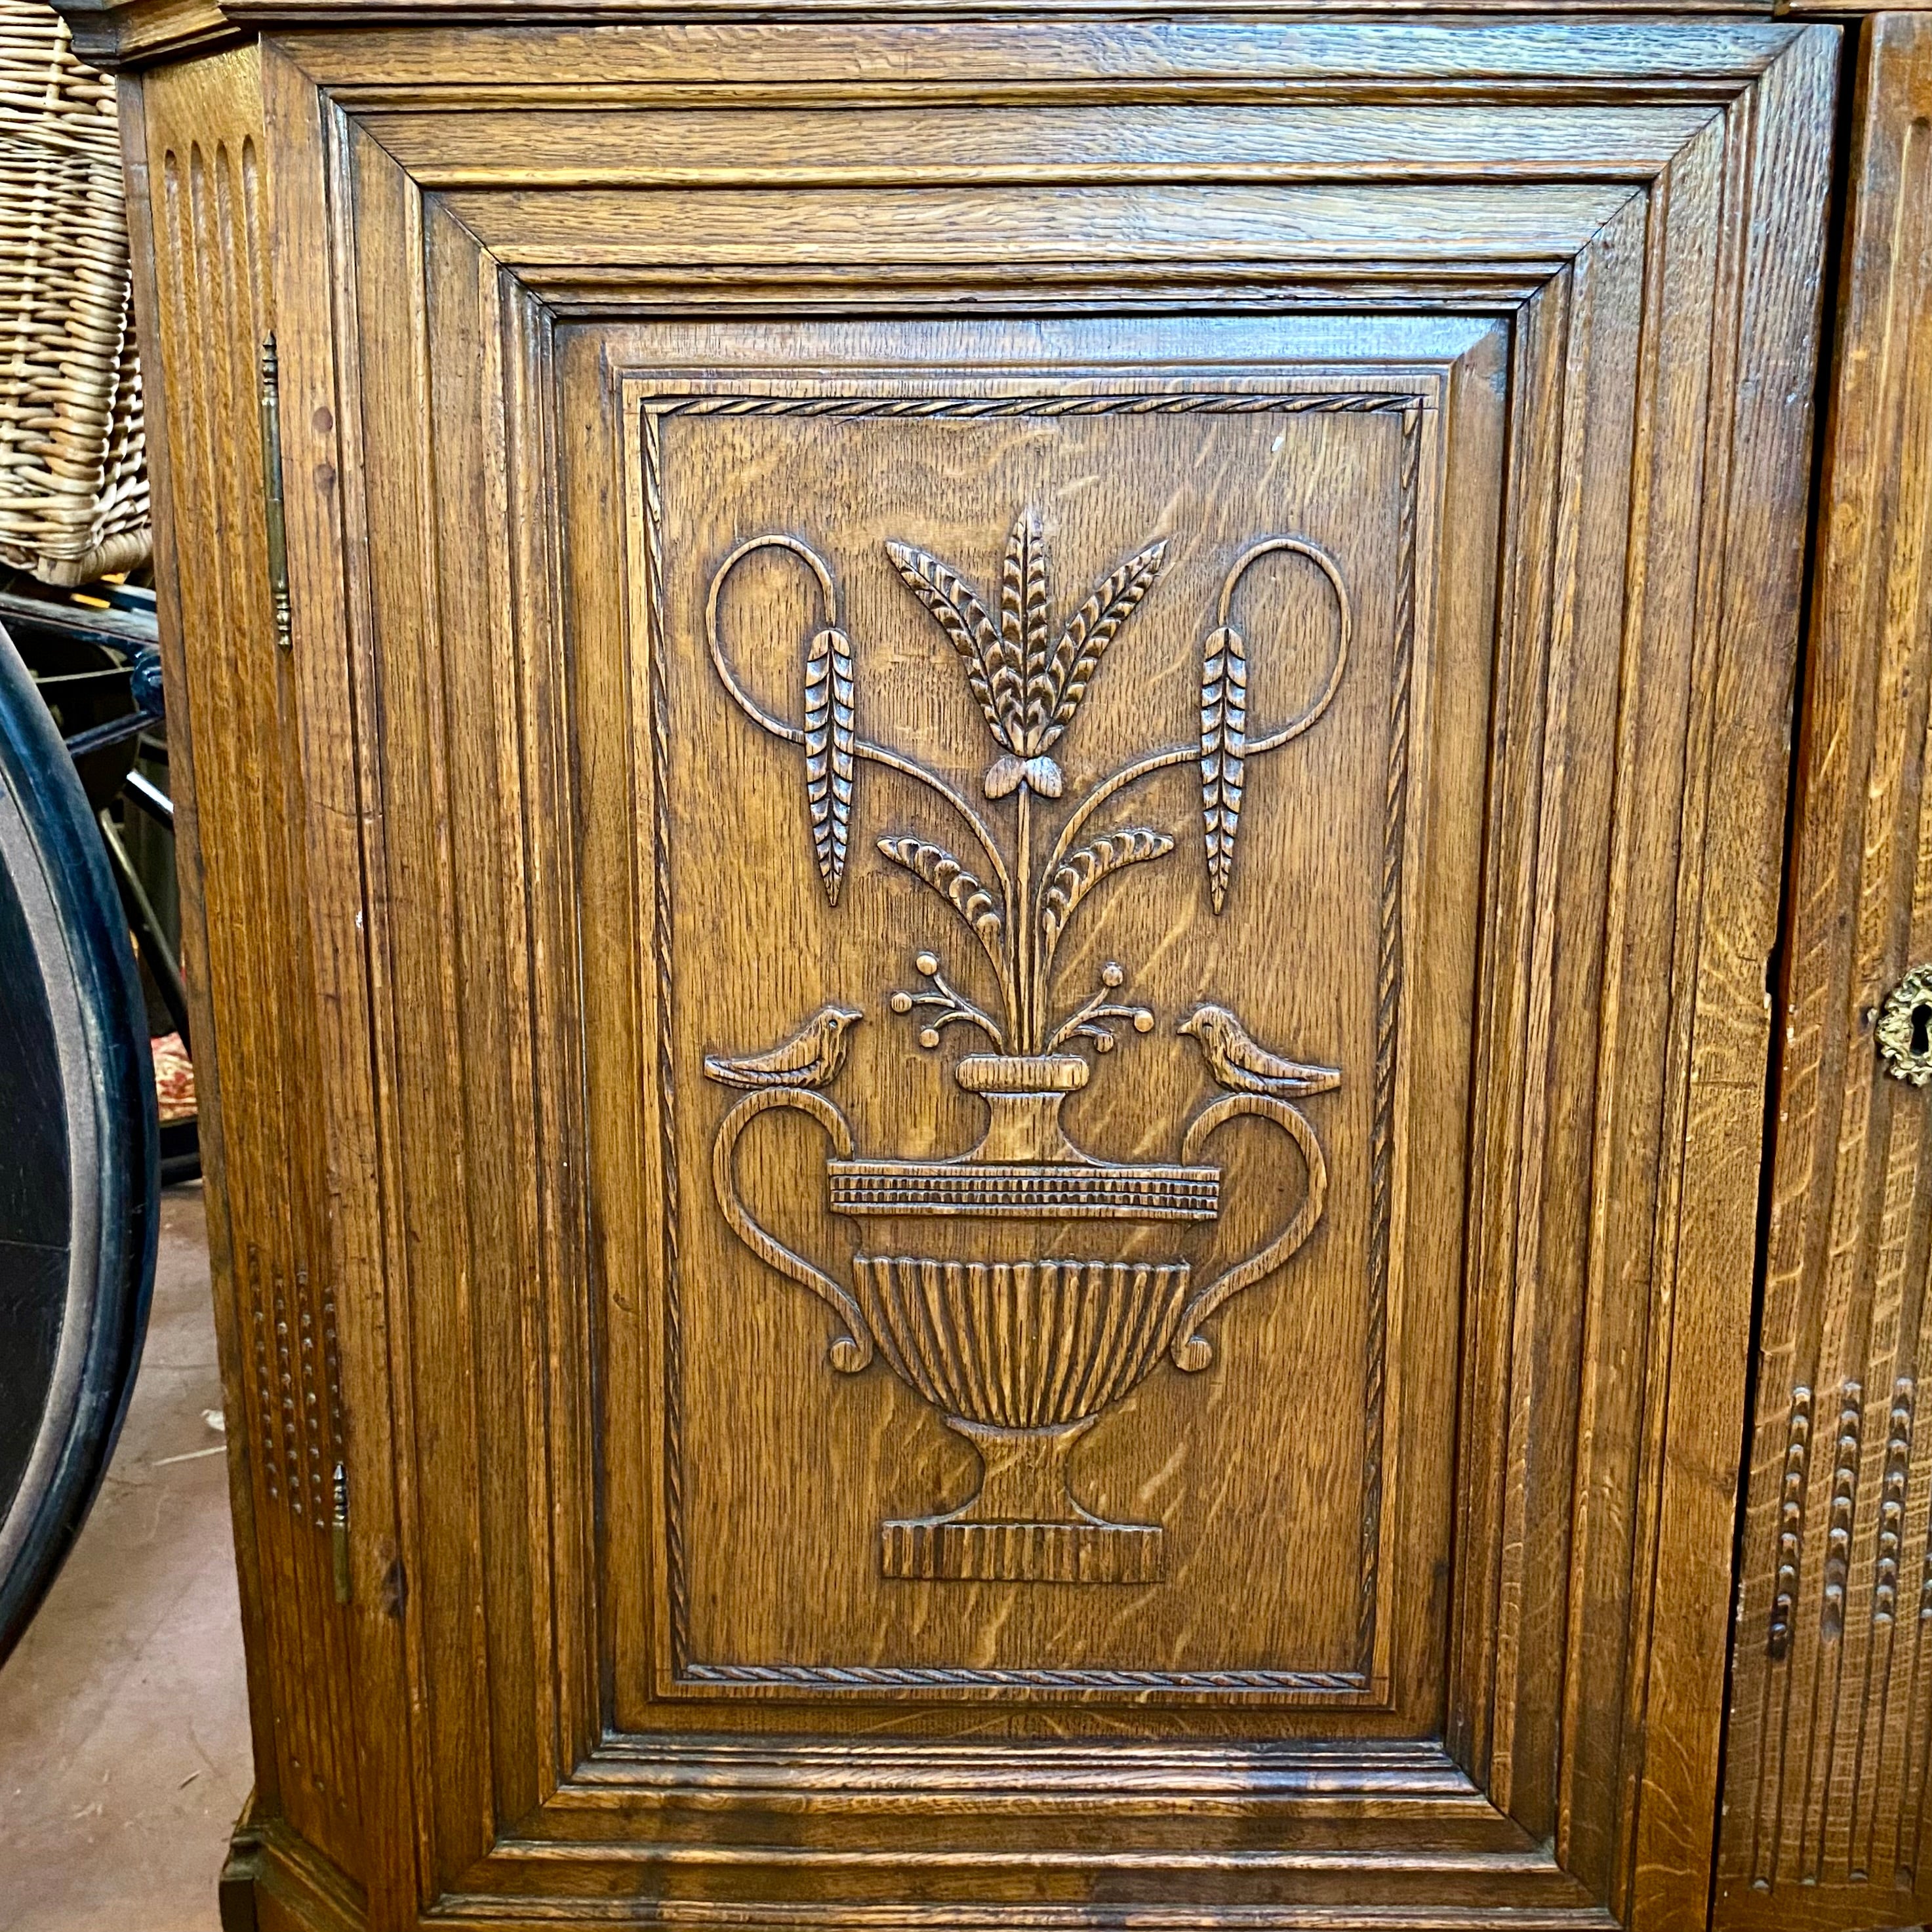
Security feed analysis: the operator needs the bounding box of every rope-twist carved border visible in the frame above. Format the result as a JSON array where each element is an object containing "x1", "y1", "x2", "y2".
[
  {"x1": 654, "y1": 393, "x2": 1418, "y2": 422},
  {"x1": 643, "y1": 390, "x2": 1426, "y2": 1694},
  {"x1": 685, "y1": 1661, "x2": 1369, "y2": 1693},
  {"x1": 1356, "y1": 405, "x2": 1419, "y2": 1678},
  {"x1": 642, "y1": 407, "x2": 690, "y2": 1672}
]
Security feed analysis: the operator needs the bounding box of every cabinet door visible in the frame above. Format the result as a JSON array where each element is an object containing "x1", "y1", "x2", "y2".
[
  {"x1": 1716, "y1": 17, "x2": 1932, "y2": 1932},
  {"x1": 140, "y1": 18, "x2": 1834, "y2": 1930}
]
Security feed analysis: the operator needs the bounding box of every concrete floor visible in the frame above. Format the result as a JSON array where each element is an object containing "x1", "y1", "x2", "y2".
[{"x1": 0, "y1": 1186, "x2": 251, "y2": 1932}]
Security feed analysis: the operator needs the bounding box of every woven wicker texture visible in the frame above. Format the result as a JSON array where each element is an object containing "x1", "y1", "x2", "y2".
[{"x1": 0, "y1": 0, "x2": 148, "y2": 587}]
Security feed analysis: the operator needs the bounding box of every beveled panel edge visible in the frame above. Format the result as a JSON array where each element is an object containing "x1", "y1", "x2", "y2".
[
  {"x1": 1622, "y1": 18, "x2": 1839, "y2": 1929},
  {"x1": 521, "y1": 1737, "x2": 1533, "y2": 1857},
  {"x1": 571, "y1": 1731, "x2": 1484, "y2": 1792},
  {"x1": 622, "y1": 376, "x2": 1428, "y2": 1708},
  {"x1": 443, "y1": 1842, "x2": 1605, "y2": 1922},
  {"x1": 352, "y1": 100, "x2": 1726, "y2": 193},
  {"x1": 432, "y1": 1898, "x2": 1619, "y2": 1932},
  {"x1": 275, "y1": 17, "x2": 1808, "y2": 110}
]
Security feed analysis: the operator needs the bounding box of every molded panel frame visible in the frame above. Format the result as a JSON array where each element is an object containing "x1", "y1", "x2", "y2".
[{"x1": 124, "y1": 16, "x2": 1838, "y2": 1929}]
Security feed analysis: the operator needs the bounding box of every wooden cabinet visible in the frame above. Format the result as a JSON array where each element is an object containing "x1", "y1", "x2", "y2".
[{"x1": 54, "y1": 2, "x2": 1932, "y2": 1926}]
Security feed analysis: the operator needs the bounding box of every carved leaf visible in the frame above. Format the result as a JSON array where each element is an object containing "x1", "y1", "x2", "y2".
[
  {"x1": 1036, "y1": 538, "x2": 1168, "y2": 752},
  {"x1": 1041, "y1": 827, "x2": 1176, "y2": 950},
  {"x1": 1001, "y1": 512, "x2": 1051, "y2": 748},
  {"x1": 803, "y1": 626, "x2": 855, "y2": 904},
  {"x1": 1199, "y1": 623, "x2": 1248, "y2": 914},
  {"x1": 885, "y1": 540, "x2": 1011, "y2": 750},
  {"x1": 877, "y1": 835, "x2": 1004, "y2": 945}
]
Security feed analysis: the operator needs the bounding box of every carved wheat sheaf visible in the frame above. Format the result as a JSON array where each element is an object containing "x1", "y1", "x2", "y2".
[
  {"x1": 1195, "y1": 535, "x2": 1354, "y2": 925},
  {"x1": 1001, "y1": 510, "x2": 1048, "y2": 747},
  {"x1": 876, "y1": 836, "x2": 1003, "y2": 945},
  {"x1": 888, "y1": 518, "x2": 1167, "y2": 800},
  {"x1": 1041, "y1": 828, "x2": 1175, "y2": 950},
  {"x1": 1035, "y1": 541, "x2": 1167, "y2": 751},
  {"x1": 1199, "y1": 624, "x2": 1249, "y2": 914},
  {"x1": 884, "y1": 541, "x2": 1004, "y2": 742},
  {"x1": 803, "y1": 624, "x2": 855, "y2": 904}
]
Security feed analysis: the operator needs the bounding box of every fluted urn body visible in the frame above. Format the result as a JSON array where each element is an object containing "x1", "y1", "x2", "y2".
[{"x1": 828, "y1": 1054, "x2": 1219, "y2": 1582}]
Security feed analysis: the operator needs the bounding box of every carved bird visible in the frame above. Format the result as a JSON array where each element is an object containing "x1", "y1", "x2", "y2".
[
  {"x1": 703, "y1": 1004, "x2": 862, "y2": 1091},
  {"x1": 1178, "y1": 1003, "x2": 1340, "y2": 1099}
]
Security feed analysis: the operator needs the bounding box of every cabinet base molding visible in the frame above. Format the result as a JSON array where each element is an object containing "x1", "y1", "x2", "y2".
[
  {"x1": 223, "y1": 1794, "x2": 1630, "y2": 1932},
  {"x1": 222, "y1": 1816, "x2": 365, "y2": 1932}
]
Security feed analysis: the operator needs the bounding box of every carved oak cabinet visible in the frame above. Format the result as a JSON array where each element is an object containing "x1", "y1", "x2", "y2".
[{"x1": 53, "y1": 0, "x2": 1932, "y2": 1923}]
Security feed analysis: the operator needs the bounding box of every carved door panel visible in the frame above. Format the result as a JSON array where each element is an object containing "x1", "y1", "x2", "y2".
[
  {"x1": 1716, "y1": 18, "x2": 1932, "y2": 1932},
  {"x1": 220, "y1": 15, "x2": 1835, "y2": 1927},
  {"x1": 591, "y1": 319, "x2": 1474, "y2": 1697}
]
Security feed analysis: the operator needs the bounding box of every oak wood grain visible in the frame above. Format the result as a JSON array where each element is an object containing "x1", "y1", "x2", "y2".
[
  {"x1": 1716, "y1": 16, "x2": 1932, "y2": 1932},
  {"x1": 126, "y1": 41, "x2": 368, "y2": 1887},
  {"x1": 92, "y1": 12, "x2": 1852, "y2": 1929},
  {"x1": 68, "y1": 4, "x2": 1813, "y2": 77}
]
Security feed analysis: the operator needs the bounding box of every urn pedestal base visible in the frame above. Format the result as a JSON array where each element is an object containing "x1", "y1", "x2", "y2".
[
  {"x1": 877, "y1": 1412, "x2": 1166, "y2": 1584},
  {"x1": 881, "y1": 1516, "x2": 1164, "y2": 1584}
]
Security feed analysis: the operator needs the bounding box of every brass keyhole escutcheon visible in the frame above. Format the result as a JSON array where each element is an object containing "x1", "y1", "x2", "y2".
[{"x1": 1876, "y1": 964, "x2": 1932, "y2": 1087}]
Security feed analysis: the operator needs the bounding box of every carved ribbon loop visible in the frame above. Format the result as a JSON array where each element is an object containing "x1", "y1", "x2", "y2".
[
  {"x1": 1172, "y1": 1093, "x2": 1329, "y2": 1372},
  {"x1": 712, "y1": 1087, "x2": 873, "y2": 1372},
  {"x1": 1213, "y1": 535, "x2": 1352, "y2": 752}
]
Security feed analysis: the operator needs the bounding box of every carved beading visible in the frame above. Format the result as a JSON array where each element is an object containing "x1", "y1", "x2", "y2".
[
  {"x1": 272, "y1": 1277, "x2": 300, "y2": 1520},
  {"x1": 1822, "y1": 1382, "x2": 1864, "y2": 1641},
  {"x1": 251, "y1": 1272, "x2": 277, "y2": 1506},
  {"x1": 827, "y1": 1161, "x2": 1218, "y2": 1220},
  {"x1": 1769, "y1": 1385, "x2": 1812, "y2": 1658},
  {"x1": 1874, "y1": 1379, "x2": 1913, "y2": 1625},
  {"x1": 682, "y1": 1660, "x2": 1369, "y2": 1693}
]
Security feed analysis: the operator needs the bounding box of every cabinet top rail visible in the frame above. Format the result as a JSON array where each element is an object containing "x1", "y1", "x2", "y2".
[{"x1": 53, "y1": 0, "x2": 1905, "y2": 79}]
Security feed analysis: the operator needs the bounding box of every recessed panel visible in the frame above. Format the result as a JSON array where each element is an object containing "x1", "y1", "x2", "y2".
[{"x1": 609, "y1": 324, "x2": 1490, "y2": 1702}]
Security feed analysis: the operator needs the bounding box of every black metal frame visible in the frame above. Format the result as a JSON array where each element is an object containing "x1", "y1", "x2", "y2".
[{"x1": 0, "y1": 622, "x2": 160, "y2": 1664}]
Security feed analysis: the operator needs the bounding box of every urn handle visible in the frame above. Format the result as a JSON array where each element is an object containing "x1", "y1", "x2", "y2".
[
  {"x1": 1172, "y1": 1093, "x2": 1329, "y2": 1371},
  {"x1": 712, "y1": 1087, "x2": 874, "y2": 1372}
]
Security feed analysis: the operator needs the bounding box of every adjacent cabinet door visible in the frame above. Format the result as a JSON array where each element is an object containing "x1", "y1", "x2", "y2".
[
  {"x1": 112, "y1": 14, "x2": 1897, "y2": 1932},
  {"x1": 1716, "y1": 17, "x2": 1932, "y2": 1932}
]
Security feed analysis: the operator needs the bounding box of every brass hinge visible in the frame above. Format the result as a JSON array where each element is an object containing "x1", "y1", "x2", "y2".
[
  {"x1": 331, "y1": 1459, "x2": 350, "y2": 1605},
  {"x1": 258, "y1": 335, "x2": 293, "y2": 653}
]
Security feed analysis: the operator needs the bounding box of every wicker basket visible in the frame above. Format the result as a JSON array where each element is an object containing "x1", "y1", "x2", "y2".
[{"x1": 0, "y1": 0, "x2": 148, "y2": 588}]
